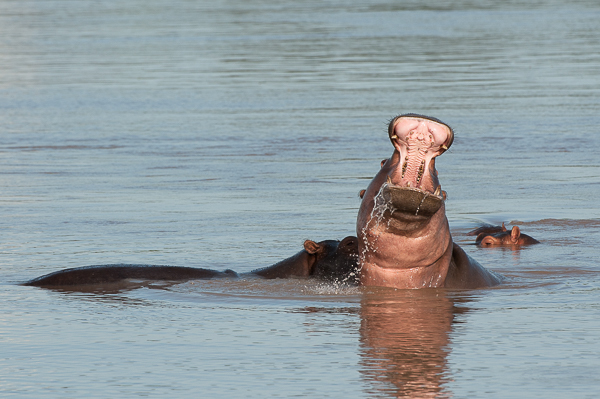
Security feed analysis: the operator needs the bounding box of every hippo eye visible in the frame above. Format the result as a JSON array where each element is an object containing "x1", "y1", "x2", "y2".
[{"x1": 339, "y1": 237, "x2": 357, "y2": 251}]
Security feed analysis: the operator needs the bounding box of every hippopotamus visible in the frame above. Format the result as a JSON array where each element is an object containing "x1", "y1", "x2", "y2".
[
  {"x1": 23, "y1": 236, "x2": 359, "y2": 288},
  {"x1": 252, "y1": 236, "x2": 359, "y2": 283},
  {"x1": 468, "y1": 223, "x2": 539, "y2": 247},
  {"x1": 357, "y1": 113, "x2": 501, "y2": 289}
]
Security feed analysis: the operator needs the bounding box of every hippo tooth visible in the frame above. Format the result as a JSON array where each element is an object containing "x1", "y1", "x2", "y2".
[
  {"x1": 416, "y1": 160, "x2": 425, "y2": 184},
  {"x1": 441, "y1": 144, "x2": 448, "y2": 150},
  {"x1": 390, "y1": 134, "x2": 398, "y2": 139},
  {"x1": 434, "y1": 185, "x2": 441, "y2": 196}
]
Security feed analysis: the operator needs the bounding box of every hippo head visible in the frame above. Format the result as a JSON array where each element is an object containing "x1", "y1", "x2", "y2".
[
  {"x1": 472, "y1": 223, "x2": 540, "y2": 247},
  {"x1": 305, "y1": 236, "x2": 360, "y2": 284}
]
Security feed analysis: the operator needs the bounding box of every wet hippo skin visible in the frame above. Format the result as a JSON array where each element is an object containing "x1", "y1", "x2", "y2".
[
  {"x1": 23, "y1": 236, "x2": 359, "y2": 288},
  {"x1": 357, "y1": 114, "x2": 501, "y2": 289}
]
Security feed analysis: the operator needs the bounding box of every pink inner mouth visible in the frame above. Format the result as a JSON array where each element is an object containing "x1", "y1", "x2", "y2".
[{"x1": 388, "y1": 115, "x2": 453, "y2": 192}]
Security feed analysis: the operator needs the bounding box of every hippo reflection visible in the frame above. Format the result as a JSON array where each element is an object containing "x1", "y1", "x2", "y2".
[
  {"x1": 358, "y1": 289, "x2": 462, "y2": 397},
  {"x1": 300, "y1": 288, "x2": 468, "y2": 398}
]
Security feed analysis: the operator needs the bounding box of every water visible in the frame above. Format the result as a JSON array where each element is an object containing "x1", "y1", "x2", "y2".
[{"x1": 1, "y1": 0, "x2": 599, "y2": 397}]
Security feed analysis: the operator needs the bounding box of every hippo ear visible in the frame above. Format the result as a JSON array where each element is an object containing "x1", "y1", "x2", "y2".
[
  {"x1": 501, "y1": 222, "x2": 507, "y2": 232},
  {"x1": 510, "y1": 226, "x2": 521, "y2": 243},
  {"x1": 304, "y1": 240, "x2": 323, "y2": 255}
]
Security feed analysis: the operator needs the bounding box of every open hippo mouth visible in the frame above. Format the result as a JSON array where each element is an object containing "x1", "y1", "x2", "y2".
[{"x1": 382, "y1": 114, "x2": 454, "y2": 217}]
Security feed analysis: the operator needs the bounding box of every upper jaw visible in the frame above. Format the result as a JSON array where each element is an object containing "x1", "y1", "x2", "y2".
[
  {"x1": 388, "y1": 114, "x2": 454, "y2": 151},
  {"x1": 386, "y1": 114, "x2": 453, "y2": 194}
]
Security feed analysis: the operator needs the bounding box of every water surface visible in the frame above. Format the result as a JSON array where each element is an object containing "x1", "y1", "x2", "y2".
[{"x1": 1, "y1": 0, "x2": 599, "y2": 398}]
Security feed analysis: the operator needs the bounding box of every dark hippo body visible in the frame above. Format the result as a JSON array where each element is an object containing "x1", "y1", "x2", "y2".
[
  {"x1": 22, "y1": 265, "x2": 238, "y2": 287},
  {"x1": 24, "y1": 237, "x2": 359, "y2": 289},
  {"x1": 357, "y1": 114, "x2": 501, "y2": 289},
  {"x1": 468, "y1": 223, "x2": 539, "y2": 247}
]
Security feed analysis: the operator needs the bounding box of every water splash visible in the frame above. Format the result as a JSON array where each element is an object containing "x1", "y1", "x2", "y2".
[
  {"x1": 303, "y1": 280, "x2": 362, "y2": 296},
  {"x1": 358, "y1": 182, "x2": 396, "y2": 269},
  {"x1": 414, "y1": 191, "x2": 429, "y2": 216}
]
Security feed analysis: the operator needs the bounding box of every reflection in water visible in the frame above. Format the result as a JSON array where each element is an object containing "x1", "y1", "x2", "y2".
[{"x1": 359, "y1": 289, "x2": 468, "y2": 398}]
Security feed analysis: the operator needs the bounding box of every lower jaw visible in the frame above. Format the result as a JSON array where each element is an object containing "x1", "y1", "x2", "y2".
[{"x1": 381, "y1": 184, "x2": 443, "y2": 217}]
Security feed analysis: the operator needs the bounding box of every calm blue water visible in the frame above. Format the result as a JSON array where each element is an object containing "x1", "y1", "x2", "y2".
[{"x1": 1, "y1": 0, "x2": 599, "y2": 397}]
